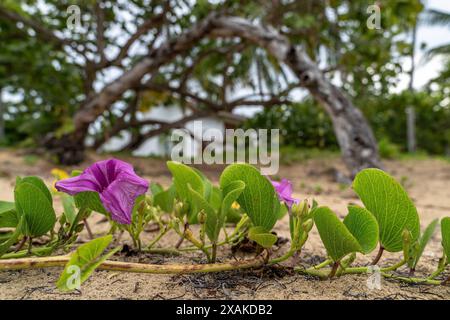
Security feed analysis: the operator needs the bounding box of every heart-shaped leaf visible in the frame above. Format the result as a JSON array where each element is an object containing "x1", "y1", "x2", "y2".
[
  {"x1": 0, "y1": 201, "x2": 19, "y2": 228},
  {"x1": 441, "y1": 217, "x2": 450, "y2": 264},
  {"x1": 248, "y1": 226, "x2": 277, "y2": 249},
  {"x1": 69, "y1": 170, "x2": 107, "y2": 214},
  {"x1": 343, "y1": 205, "x2": 379, "y2": 254},
  {"x1": 220, "y1": 180, "x2": 245, "y2": 229},
  {"x1": 192, "y1": 167, "x2": 213, "y2": 201},
  {"x1": 167, "y1": 161, "x2": 205, "y2": 200},
  {"x1": 220, "y1": 163, "x2": 279, "y2": 231},
  {"x1": 61, "y1": 194, "x2": 77, "y2": 225},
  {"x1": 167, "y1": 161, "x2": 205, "y2": 222},
  {"x1": 153, "y1": 184, "x2": 176, "y2": 213},
  {"x1": 14, "y1": 177, "x2": 56, "y2": 237},
  {"x1": 57, "y1": 235, "x2": 120, "y2": 292},
  {"x1": 353, "y1": 168, "x2": 420, "y2": 252},
  {"x1": 210, "y1": 187, "x2": 223, "y2": 211},
  {"x1": 18, "y1": 176, "x2": 53, "y2": 204},
  {"x1": 0, "y1": 201, "x2": 15, "y2": 214},
  {"x1": 74, "y1": 191, "x2": 107, "y2": 214},
  {"x1": 188, "y1": 185, "x2": 218, "y2": 242},
  {"x1": 314, "y1": 207, "x2": 362, "y2": 261},
  {"x1": 0, "y1": 216, "x2": 24, "y2": 257},
  {"x1": 150, "y1": 182, "x2": 164, "y2": 195}
]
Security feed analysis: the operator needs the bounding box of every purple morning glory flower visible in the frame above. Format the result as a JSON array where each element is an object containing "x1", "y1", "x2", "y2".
[
  {"x1": 55, "y1": 159, "x2": 149, "y2": 225},
  {"x1": 270, "y1": 178, "x2": 299, "y2": 208}
]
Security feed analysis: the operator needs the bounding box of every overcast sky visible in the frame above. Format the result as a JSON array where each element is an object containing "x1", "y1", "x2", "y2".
[{"x1": 404, "y1": 0, "x2": 450, "y2": 90}]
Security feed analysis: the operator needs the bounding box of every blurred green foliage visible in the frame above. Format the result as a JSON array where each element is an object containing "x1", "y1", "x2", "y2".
[
  {"x1": 2, "y1": 0, "x2": 448, "y2": 159},
  {"x1": 246, "y1": 90, "x2": 449, "y2": 156},
  {"x1": 245, "y1": 100, "x2": 337, "y2": 150}
]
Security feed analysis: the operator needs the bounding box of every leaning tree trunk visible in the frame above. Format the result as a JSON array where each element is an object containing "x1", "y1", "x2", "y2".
[
  {"x1": 286, "y1": 49, "x2": 382, "y2": 177},
  {"x1": 212, "y1": 17, "x2": 383, "y2": 176},
  {"x1": 52, "y1": 14, "x2": 382, "y2": 175}
]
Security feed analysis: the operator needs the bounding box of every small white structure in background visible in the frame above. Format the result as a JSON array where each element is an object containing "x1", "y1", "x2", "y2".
[{"x1": 99, "y1": 106, "x2": 243, "y2": 158}]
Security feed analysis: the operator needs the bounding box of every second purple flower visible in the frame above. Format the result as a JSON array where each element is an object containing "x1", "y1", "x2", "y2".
[{"x1": 270, "y1": 178, "x2": 299, "y2": 208}]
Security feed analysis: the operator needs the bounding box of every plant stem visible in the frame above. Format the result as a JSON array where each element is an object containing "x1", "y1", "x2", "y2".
[
  {"x1": 382, "y1": 259, "x2": 405, "y2": 272},
  {"x1": 295, "y1": 267, "x2": 328, "y2": 279},
  {"x1": 2, "y1": 246, "x2": 53, "y2": 259},
  {"x1": 341, "y1": 266, "x2": 368, "y2": 274},
  {"x1": 175, "y1": 223, "x2": 188, "y2": 249},
  {"x1": 182, "y1": 228, "x2": 211, "y2": 261},
  {"x1": 14, "y1": 236, "x2": 27, "y2": 253},
  {"x1": 381, "y1": 272, "x2": 442, "y2": 285},
  {"x1": 343, "y1": 261, "x2": 405, "y2": 275},
  {"x1": 312, "y1": 259, "x2": 332, "y2": 270},
  {"x1": 83, "y1": 219, "x2": 94, "y2": 239},
  {"x1": 427, "y1": 258, "x2": 447, "y2": 280},
  {"x1": 329, "y1": 261, "x2": 340, "y2": 278},
  {"x1": 295, "y1": 265, "x2": 446, "y2": 286},
  {"x1": 371, "y1": 245, "x2": 384, "y2": 265},
  {"x1": 146, "y1": 226, "x2": 169, "y2": 249},
  {"x1": 211, "y1": 243, "x2": 217, "y2": 263},
  {"x1": 268, "y1": 249, "x2": 296, "y2": 265},
  {"x1": 177, "y1": 230, "x2": 245, "y2": 253},
  {"x1": 0, "y1": 252, "x2": 268, "y2": 274},
  {"x1": 27, "y1": 237, "x2": 33, "y2": 254}
]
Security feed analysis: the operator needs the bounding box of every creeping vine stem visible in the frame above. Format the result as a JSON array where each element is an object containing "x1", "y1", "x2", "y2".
[{"x1": 0, "y1": 251, "x2": 269, "y2": 274}]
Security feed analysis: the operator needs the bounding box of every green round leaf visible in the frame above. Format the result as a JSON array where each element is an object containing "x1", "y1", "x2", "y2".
[
  {"x1": 14, "y1": 182, "x2": 56, "y2": 237},
  {"x1": 353, "y1": 168, "x2": 420, "y2": 252},
  {"x1": 167, "y1": 161, "x2": 206, "y2": 222},
  {"x1": 314, "y1": 207, "x2": 362, "y2": 262},
  {"x1": 219, "y1": 163, "x2": 279, "y2": 231},
  {"x1": 441, "y1": 217, "x2": 450, "y2": 264},
  {"x1": 343, "y1": 205, "x2": 379, "y2": 254},
  {"x1": 248, "y1": 226, "x2": 277, "y2": 249},
  {"x1": 57, "y1": 235, "x2": 119, "y2": 292}
]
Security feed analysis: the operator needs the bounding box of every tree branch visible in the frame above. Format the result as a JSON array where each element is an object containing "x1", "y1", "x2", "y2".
[
  {"x1": 0, "y1": 5, "x2": 87, "y2": 57},
  {"x1": 73, "y1": 12, "x2": 222, "y2": 137},
  {"x1": 100, "y1": 12, "x2": 167, "y2": 69},
  {"x1": 210, "y1": 16, "x2": 382, "y2": 175}
]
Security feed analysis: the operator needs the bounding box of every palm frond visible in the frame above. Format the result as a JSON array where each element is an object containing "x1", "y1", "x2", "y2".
[
  {"x1": 423, "y1": 43, "x2": 450, "y2": 60},
  {"x1": 421, "y1": 9, "x2": 450, "y2": 27}
]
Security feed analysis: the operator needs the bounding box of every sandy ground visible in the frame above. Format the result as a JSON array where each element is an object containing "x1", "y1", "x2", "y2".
[{"x1": 0, "y1": 149, "x2": 449, "y2": 300}]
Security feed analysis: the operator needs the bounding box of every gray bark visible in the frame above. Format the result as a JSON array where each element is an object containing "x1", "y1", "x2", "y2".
[
  {"x1": 407, "y1": 19, "x2": 417, "y2": 153},
  {"x1": 212, "y1": 17, "x2": 382, "y2": 176},
  {"x1": 59, "y1": 15, "x2": 382, "y2": 175},
  {"x1": 0, "y1": 87, "x2": 4, "y2": 142}
]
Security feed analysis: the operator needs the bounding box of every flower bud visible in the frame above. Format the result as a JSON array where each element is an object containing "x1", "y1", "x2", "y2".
[
  {"x1": 302, "y1": 219, "x2": 314, "y2": 233},
  {"x1": 293, "y1": 199, "x2": 309, "y2": 218},
  {"x1": 402, "y1": 229, "x2": 412, "y2": 260},
  {"x1": 402, "y1": 229, "x2": 412, "y2": 244},
  {"x1": 197, "y1": 210, "x2": 207, "y2": 224},
  {"x1": 174, "y1": 202, "x2": 185, "y2": 218},
  {"x1": 345, "y1": 252, "x2": 357, "y2": 266},
  {"x1": 170, "y1": 218, "x2": 182, "y2": 233}
]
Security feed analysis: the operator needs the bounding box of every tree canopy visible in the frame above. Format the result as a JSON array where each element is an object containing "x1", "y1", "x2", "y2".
[{"x1": 1, "y1": 0, "x2": 446, "y2": 174}]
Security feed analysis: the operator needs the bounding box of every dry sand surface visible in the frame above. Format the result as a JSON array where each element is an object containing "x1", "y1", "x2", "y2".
[{"x1": 0, "y1": 150, "x2": 449, "y2": 300}]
